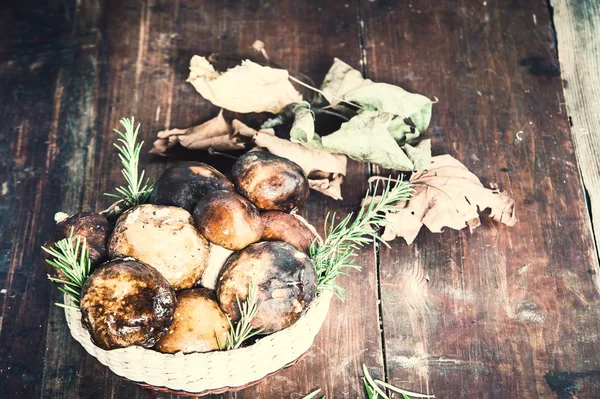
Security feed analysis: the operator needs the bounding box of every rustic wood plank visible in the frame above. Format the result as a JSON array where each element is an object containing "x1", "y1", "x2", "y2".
[
  {"x1": 360, "y1": 0, "x2": 600, "y2": 398},
  {"x1": 0, "y1": 0, "x2": 96, "y2": 397},
  {"x1": 7, "y1": 0, "x2": 382, "y2": 398},
  {"x1": 551, "y1": 0, "x2": 600, "y2": 257}
]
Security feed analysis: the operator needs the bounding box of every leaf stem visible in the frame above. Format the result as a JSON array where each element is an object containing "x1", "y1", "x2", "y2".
[{"x1": 288, "y1": 75, "x2": 364, "y2": 110}]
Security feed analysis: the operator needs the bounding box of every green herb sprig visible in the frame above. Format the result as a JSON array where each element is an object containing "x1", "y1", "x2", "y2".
[
  {"x1": 105, "y1": 117, "x2": 154, "y2": 209},
  {"x1": 218, "y1": 282, "x2": 263, "y2": 350},
  {"x1": 311, "y1": 178, "x2": 413, "y2": 300},
  {"x1": 42, "y1": 228, "x2": 91, "y2": 310},
  {"x1": 300, "y1": 364, "x2": 434, "y2": 399},
  {"x1": 362, "y1": 364, "x2": 435, "y2": 399}
]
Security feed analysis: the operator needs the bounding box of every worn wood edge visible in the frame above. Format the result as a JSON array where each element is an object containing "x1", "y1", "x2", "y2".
[{"x1": 551, "y1": 0, "x2": 600, "y2": 268}]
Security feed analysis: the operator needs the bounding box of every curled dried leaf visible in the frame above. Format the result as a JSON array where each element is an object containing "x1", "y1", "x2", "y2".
[
  {"x1": 187, "y1": 56, "x2": 302, "y2": 114},
  {"x1": 151, "y1": 111, "x2": 249, "y2": 155},
  {"x1": 365, "y1": 155, "x2": 517, "y2": 244},
  {"x1": 321, "y1": 58, "x2": 434, "y2": 132},
  {"x1": 308, "y1": 174, "x2": 345, "y2": 201}
]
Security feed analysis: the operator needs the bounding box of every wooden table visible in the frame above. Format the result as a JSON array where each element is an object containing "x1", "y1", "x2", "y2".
[{"x1": 2, "y1": 0, "x2": 600, "y2": 398}]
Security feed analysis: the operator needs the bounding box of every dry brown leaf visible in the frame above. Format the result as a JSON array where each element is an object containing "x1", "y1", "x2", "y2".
[
  {"x1": 371, "y1": 154, "x2": 517, "y2": 244},
  {"x1": 187, "y1": 56, "x2": 301, "y2": 114},
  {"x1": 233, "y1": 120, "x2": 347, "y2": 200},
  {"x1": 150, "y1": 111, "x2": 247, "y2": 155},
  {"x1": 308, "y1": 174, "x2": 345, "y2": 201}
]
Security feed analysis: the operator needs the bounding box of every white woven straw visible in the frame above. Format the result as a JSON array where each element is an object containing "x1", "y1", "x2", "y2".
[{"x1": 65, "y1": 290, "x2": 332, "y2": 393}]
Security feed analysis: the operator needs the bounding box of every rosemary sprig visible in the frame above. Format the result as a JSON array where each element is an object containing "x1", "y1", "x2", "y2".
[
  {"x1": 105, "y1": 117, "x2": 154, "y2": 209},
  {"x1": 362, "y1": 364, "x2": 435, "y2": 399},
  {"x1": 311, "y1": 178, "x2": 413, "y2": 300},
  {"x1": 300, "y1": 364, "x2": 434, "y2": 399},
  {"x1": 218, "y1": 282, "x2": 263, "y2": 350},
  {"x1": 41, "y1": 228, "x2": 91, "y2": 309},
  {"x1": 301, "y1": 389, "x2": 324, "y2": 399}
]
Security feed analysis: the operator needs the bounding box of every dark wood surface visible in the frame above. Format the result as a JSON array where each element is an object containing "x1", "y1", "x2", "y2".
[{"x1": 1, "y1": 0, "x2": 599, "y2": 398}]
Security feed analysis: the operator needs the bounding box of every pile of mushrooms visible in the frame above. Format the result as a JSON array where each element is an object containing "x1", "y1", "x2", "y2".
[{"x1": 43, "y1": 151, "x2": 319, "y2": 352}]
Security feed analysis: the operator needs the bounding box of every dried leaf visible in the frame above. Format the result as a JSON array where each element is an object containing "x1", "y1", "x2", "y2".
[
  {"x1": 320, "y1": 58, "x2": 366, "y2": 106},
  {"x1": 322, "y1": 111, "x2": 415, "y2": 170},
  {"x1": 231, "y1": 119, "x2": 275, "y2": 140},
  {"x1": 187, "y1": 56, "x2": 302, "y2": 114},
  {"x1": 320, "y1": 58, "x2": 433, "y2": 131},
  {"x1": 292, "y1": 110, "x2": 416, "y2": 171},
  {"x1": 233, "y1": 120, "x2": 347, "y2": 200},
  {"x1": 150, "y1": 111, "x2": 247, "y2": 155},
  {"x1": 388, "y1": 115, "x2": 420, "y2": 145},
  {"x1": 372, "y1": 155, "x2": 517, "y2": 244},
  {"x1": 403, "y1": 139, "x2": 431, "y2": 171},
  {"x1": 308, "y1": 174, "x2": 345, "y2": 201},
  {"x1": 348, "y1": 84, "x2": 433, "y2": 132},
  {"x1": 290, "y1": 102, "x2": 317, "y2": 143}
]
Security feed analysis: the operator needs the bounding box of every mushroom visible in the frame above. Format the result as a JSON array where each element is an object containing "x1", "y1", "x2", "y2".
[
  {"x1": 231, "y1": 151, "x2": 309, "y2": 212},
  {"x1": 193, "y1": 190, "x2": 263, "y2": 251},
  {"x1": 154, "y1": 288, "x2": 229, "y2": 354},
  {"x1": 261, "y1": 211, "x2": 317, "y2": 254},
  {"x1": 217, "y1": 241, "x2": 317, "y2": 334},
  {"x1": 108, "y1": 204, "x2": 210, "y2": 290},
  {"x1": 149, "y1": 162, "x2": 235, "y2": 212},
  {"x1": 79, "y1": 258, "x2": 176, "y2": 350},
  {"x1": 42, "y1": 212, "x2": 110, "y2": 279}
]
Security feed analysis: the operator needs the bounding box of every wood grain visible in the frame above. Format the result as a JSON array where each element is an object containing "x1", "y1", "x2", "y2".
[
  {"x1": 0, "y1": 1, "x2": 97, "y2": 397},
  {"x1": 0, "y1": 0, "x2": 384, "y2": 398},
  {"x1": 551, "y1": 0, "x2": 600, "y2": 257},
  {"x1": 359, "y1": 0, "x2": 600, "y2": 398},
  {"x1": 3, "y1": 0, "x2": 600, "y2": 398}
]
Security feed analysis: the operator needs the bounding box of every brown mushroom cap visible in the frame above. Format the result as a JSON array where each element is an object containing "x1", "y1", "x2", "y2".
[
  {"x1": 193, "y1": 190, "x2": 263, "y2": 251},
  {"x1": 261, "y1": 211, "x2": 317, "y2": 254},
  {"x1": 154, "y1": 288, "x2": 229, "y2": 354},
  {"x1": 80, "y1": 258, "x2": 176, "y2": 350},
  {"x1": 217, "y1": 241, "x2": 317, "y2": 334},
  {"x1": 231, "y1": 151, "x2": 310, "y2": 212},
  {"x1": 42, "y1": 212, "x2": 110, "y2": 279},
  {"x1": 149, "y1": 162, "x2": 235, "y2": 212},
  {"x1": 108, "y1": 204, "x2": 210, "y2": 290}
]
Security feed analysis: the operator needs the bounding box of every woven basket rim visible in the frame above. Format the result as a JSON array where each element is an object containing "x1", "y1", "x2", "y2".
[
  {"x1": 65, "y1": 290, "x2": 333, "y2": 394},
  {"x1": 127, "y1": 352, "x2": 308, "y2": 397},
  {"x1": 64, "y1": 215, "x2": 332, "y2": 394}
]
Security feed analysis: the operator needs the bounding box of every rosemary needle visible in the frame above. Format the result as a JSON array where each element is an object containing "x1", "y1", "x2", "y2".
[
  {"x1": 218, "y1": 282, "x2": 264, "y2": 350},
  {"x1": 41, "y1": 227, "x2": 91, "y2": 309},
  {"x1": 105, "y1": 117, "x2": 154, "y2": 210},
  {"x1": 374, "y1": 380, "x2": 435, "y2": 398},
  {"x1": 301, "y1": 389, "x2": 324, "y2": 399},
  {"x1": 311, "y1": 178, "x2": 413, "y2": 300}
]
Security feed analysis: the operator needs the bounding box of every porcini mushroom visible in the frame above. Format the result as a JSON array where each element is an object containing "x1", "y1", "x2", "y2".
[
  {"x1": 108, "y1": 204, "x2": 210, "y2": 290},
  {"x1": 261, "y1": 211, "x2": 317, "y2": 254},
  {"x1": 216, "y1": 241, "x2": 317, "y2": 334},
  {"x1": 42, "y1": 212, "x2": 110, "y2": 279},
  {"x1": 154, "y1": 288, "x2": 229, "y2": 354},
  {"x1": 149, "y1": 162, "x2": 235, "y2": 212},
  {"x1": 231, "y1": 151, "x2": 309, "y2": 212},
  {"x1": 79, "y1": 258, "x2": 176, "y2": 350},
  {"x1": 193, "y1": 190, "x2": 263, "y2": 251}
]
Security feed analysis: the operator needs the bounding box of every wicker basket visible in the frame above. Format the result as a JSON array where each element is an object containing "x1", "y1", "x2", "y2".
[{"x1": 64, "y1": 289, "x2": 333, "y2": 394}]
